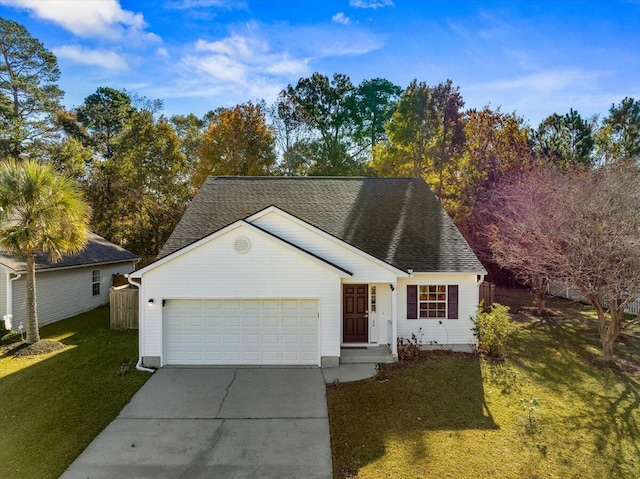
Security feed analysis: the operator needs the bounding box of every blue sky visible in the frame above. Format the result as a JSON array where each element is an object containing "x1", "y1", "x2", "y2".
[{"x1": 0, "y1": 0, "x2": 638, "y2": 126}]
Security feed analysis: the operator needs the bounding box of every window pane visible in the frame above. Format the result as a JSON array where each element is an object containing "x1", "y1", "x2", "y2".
[{"x1": 417, "y1": 285, "x2": 448, "y2": 319}]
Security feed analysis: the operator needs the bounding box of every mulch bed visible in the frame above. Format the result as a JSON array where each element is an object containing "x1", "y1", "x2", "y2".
[{"x1": 1, "y1": 340, "x2": 65, "y2": 357}]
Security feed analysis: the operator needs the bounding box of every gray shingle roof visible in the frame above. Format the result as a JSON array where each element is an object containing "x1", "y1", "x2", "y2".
[
  {"x1": 0, "y1": 233, "x2": 139, "y2": 273},
  {"x1": 159, "y1": 177, "x2": 485, "y2": 273}
]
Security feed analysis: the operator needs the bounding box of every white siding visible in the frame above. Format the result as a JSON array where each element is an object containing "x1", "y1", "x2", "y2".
[
  {"x1": 397, "y1": 274, "x2": 479, "y2": 347},
  {"x1": 139, "y1": 224, "x2": 342, "y2": 365},
  {"x1": 0, "y1": 272, "x2": 7, "y2": 318},
  {"x1": 252, "y1": 211, "x2": 399, "y2": 283},
  {"x1": 11, "y1": 262, "x2": 136, "y2": 328},
  {"x1": 370, "y1": 282, "x2": 393, "y2": 345}
]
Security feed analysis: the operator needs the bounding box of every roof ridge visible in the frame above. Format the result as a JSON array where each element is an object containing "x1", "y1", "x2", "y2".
[{"x1": 208, "y1": 176, "x2": 417, "y2": 180}]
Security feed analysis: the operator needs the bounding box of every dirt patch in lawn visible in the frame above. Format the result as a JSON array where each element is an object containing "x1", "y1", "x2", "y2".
[{"x1": 2, "y1": 340, "x2": 66, "y2": 357}]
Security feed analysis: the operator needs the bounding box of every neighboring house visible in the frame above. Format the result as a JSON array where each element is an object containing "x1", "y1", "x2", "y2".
[
  {"x1": 130, "y1": 177, "x2": 487, "y2": 368},
  {"x1": 0, "y1": 233, "x2": 139, "y2": 330}
]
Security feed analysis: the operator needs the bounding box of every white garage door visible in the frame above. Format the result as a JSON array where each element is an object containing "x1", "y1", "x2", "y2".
[{"x1": 164, "y1": 299, "x2": 319, "y2": 365}]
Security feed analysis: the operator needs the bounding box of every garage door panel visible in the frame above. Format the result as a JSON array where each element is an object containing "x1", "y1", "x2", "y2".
[
  {"x1": 204, "y1": 351, "x2": 222, "y2": 361},
  {"x1": 281, "y1": 316, "x2": 299, "y2": 327},
  {"x1": 243, "y1": 317, "x2": 260, "y2": 327},
  {"x1": 263, "y1": 334, "x2": 278, "y2": 344},
  {"x1": 164, "y1": 299, "x2": 319, "y2": 365},
  {"x1": 224, "y1": 317, "x2": 242, "y2": 327},
  {"x1": 263, "y1": 351, "x2": 278, "y2": 361},
  {"x1": 224, "y1": 301, "x2": 242, "y2": 310},
  {"x1": 300, "y1": 299, "x2": 317, "y2": 310},
  {"x1": 281, "y1": 351, "x2": 299, "y2": 361}
]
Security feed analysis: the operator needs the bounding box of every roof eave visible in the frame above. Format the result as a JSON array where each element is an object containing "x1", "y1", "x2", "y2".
[
  {"x1": 246, "y1": 205, "x2": 410, "y2": 278},
  {"x1": 131, "y1": 220, "x2": 353, "y2": 278}
]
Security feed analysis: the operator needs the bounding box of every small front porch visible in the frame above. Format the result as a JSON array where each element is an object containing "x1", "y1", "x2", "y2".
[
  {"x1": 341, "y1": 282, "x2": 398, "y2": 361},
  {"x1": 340, "y1": 345, "x2": 394, "y2": 364}
]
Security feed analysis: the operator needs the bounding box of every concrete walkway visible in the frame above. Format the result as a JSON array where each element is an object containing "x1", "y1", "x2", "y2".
[
  {"x1": 61, "y1": 368, "x2": 335, "y2": 479},
  {"x1": 321, "y1": 363, "x2": 378, "y2": 383}
]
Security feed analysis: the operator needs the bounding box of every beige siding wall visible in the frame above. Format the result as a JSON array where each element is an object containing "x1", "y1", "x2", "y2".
[{"x1": 11, "y1": 262, "x2": 136, "y2": 328}]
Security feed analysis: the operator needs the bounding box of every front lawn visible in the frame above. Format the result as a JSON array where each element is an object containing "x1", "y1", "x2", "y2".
[
  {"x1": 0, "y1": 307, "x2": 150, "y2": 478},
  {"x1": 327, "y1": 288, "x2": 640, "y2": 478}
]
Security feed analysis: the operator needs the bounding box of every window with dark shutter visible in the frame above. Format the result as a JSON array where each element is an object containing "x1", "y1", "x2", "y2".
[
  {"x1": 447, "y1": 285, "x2": 459, "y2": 319},
  {"x1": 407, "y1": 285, "x2": 417, "y2": 319}
]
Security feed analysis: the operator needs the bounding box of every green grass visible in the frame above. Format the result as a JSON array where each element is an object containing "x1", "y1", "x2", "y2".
[
  {"x1": 327, "y1": 287, "x2": 640, "y2": 479},
  {"x1": 0, "y1": 306, "x2": 150, "y2": 478}
]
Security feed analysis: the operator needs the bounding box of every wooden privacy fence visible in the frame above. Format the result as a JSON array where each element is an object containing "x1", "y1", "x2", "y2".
[
  {"x1": 110, "y1": 285, "x2": 138, "y2": 330},
  {"x1": 479, "y1": 282, "x2": 496, "y2": 311}
]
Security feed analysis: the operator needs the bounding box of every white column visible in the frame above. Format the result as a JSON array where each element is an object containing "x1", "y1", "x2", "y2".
[{"x1": 390, "y1": 282, "x2": 398, "y2": 359}]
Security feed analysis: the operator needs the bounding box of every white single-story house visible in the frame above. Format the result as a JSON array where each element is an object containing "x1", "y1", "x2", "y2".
[
  {"x1": 0, "y1": 233, "x2": 139, "y2": 330},
  {"x1": 130, "y1": 177, "x2": 487, "y2": 368}
]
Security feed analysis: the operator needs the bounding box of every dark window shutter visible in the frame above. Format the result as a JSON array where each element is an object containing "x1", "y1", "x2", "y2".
[
  {"x1": 448, "y1": 285, "x2": 459, "y2": 319},
  {"x1": 407, "y1": 285, "x2": 417, "y2": 319}
]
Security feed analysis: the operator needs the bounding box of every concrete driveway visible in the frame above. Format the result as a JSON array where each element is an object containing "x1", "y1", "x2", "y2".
[{"x1": 61, "y1": 367, "x2": 332, "y2": 479}]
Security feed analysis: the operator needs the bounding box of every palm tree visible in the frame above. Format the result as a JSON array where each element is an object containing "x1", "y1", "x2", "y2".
[{"x1": 0, "y1": 160, "x2": 90, "y2": 343}]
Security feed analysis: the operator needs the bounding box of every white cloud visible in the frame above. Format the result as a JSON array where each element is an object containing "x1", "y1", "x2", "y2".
[
  {"x1": 151, "y1": 21, "x2": 384, "y2": 108},
  {"x1": 156, "y1": 47, "x2": 170, "y2": 59},
  {"x1": 332, "y1": 12, "x2": 350, "y2": 25},
  {"x1": 0, "y1": 0, "x2": 160, "y2": 43},
  {"x1": 463, "y1": 69, "x2": 620, "y2": 125},
  {"x1": 274, "y1": 24, "x2": 384, "y2": 58},
  {"x1": 171, "y1": 30, "x2": 309, "y2": 104},
  {"x1": 187, "y1": 33, "x2": 308, "y2": 82},
  {"x1": 349, "y1": 0, "x2": 393, "y2": 9},
  {"x1": 53, "y1": 45, "x2": 128, "y2": 70},
  {"x1": 488, "y1": 69, "x2": 603, "y2": 92}
]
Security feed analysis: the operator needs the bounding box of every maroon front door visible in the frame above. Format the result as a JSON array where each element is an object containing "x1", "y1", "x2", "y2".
[{"x1": 343, "y1": 284, "x2": 368, "y2": 343}]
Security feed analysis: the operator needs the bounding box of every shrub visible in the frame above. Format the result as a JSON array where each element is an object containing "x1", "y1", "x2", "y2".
[
  {"x1": 473, "y1": 302, "x2": 515, "y2": 358},
  {"x1": 397, "y1": 334, "x2": 422, "y2": 361}
]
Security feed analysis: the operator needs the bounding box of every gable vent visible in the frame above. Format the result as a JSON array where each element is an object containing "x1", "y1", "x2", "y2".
[{"x1": 233, "y1": 236, "x2": 251, "y2": 254}]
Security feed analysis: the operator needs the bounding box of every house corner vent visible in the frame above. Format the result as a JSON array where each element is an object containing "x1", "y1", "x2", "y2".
[{"x1": 233, "y1": 236, "x2": 251, "y2": 254}]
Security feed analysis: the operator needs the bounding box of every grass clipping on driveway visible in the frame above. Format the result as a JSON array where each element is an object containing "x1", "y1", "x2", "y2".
[
  {"x1": 327, "y1": 288, "x2": 640, "y2": 479},
  {"x1": 0, "y1": 306, "x2": 149, "y2": 479}
]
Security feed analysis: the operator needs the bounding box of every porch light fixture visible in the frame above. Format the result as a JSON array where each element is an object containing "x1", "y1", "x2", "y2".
[
  {"x1": 148, "y1": 298, "x2": 154, "y2": 305},
  {"x1": 389, "y1": 284, "x2": 395, "y2": 291}
]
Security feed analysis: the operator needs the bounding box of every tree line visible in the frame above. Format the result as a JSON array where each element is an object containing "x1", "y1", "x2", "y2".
[{"x1": 2, "y1": 18, "x2": 639, "y2": 258}]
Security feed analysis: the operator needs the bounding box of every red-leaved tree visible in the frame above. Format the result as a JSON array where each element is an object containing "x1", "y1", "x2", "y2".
[{"x1": 477, "y1": 161, "x2": 640, "y2": 362}]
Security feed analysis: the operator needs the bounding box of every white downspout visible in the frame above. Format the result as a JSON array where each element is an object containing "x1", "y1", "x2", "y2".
[
  {"x1": 390, "y1": 282, "x2": 398, "y2": 360},
  {"x1": 5, "y1": 272, "x2": 21, "y2": 329},
  {"x1": 126, "y1": 274, "x2": 154, "y2": 373}
]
